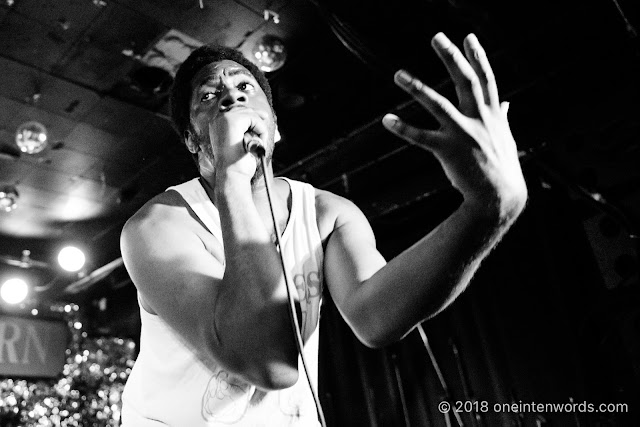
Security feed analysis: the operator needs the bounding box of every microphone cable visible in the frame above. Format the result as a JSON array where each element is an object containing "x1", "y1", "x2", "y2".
[{"x1": 248, "y1": 137, "x2": 328, "y2": 427}]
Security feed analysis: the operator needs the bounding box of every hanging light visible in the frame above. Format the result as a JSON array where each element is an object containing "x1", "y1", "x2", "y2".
[
  {"x1": 251, "y1": 35, "x2": 287, "y2": 72},
  {"x1": 0, "y1": 185, "x2": 19, "y2": 212},
  {"x1": 15, "y1": 120, "x2": 48, "y2": 154}
]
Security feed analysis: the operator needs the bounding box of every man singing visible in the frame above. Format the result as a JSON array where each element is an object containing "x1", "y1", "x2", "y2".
[{"x1": 120, "y1": 32, "x2": 527, "y2": 426}]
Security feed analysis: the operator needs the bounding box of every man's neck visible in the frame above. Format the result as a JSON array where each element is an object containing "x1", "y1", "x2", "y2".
[
  {"x1": 199, "y1": 171, "x2": 291, "y2": 238},
  {"x1": 199, "y1": 167, "x2": 289, "y2": 212}
]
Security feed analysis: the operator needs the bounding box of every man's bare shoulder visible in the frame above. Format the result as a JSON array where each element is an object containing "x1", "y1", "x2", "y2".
[
  {"x1": 122, "y1": 188, "x2": 222, "y2": 260},
  {"x1": 314, "y1": 187, "x2": 368, "y2": 240},
  {"x1": 124, "y1": 190, "x2": 191, "y2": 234}
]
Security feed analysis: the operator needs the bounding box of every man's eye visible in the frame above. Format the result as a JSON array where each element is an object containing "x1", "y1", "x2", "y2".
[
  {"x1": 201, "y1": 91, "x2": 217, "y2": 102},
  {"x1": 238, "y1": 82, "x2": 255, "y2": 91}
]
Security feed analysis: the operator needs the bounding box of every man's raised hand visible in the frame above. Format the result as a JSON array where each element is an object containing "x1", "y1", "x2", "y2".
[{"x1": 382, "y1": 32, "x2": 527, "y2": 219}]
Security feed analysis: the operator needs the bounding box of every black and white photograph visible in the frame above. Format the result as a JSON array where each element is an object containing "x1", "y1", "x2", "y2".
[{"x1": 0, "y1": 0, "x2": 638, "y2": 425}]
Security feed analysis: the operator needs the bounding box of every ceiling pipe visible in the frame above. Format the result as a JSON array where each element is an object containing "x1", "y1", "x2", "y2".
[
  {"x1": 274, "y1": 98, "x2": 416, "y2": 177},
  {"x1": 275, "y1": 12, "x2": 602, "y2": 185},
  {"x1": 277, "y1": 55, "x2": 566, "y2": 200}
]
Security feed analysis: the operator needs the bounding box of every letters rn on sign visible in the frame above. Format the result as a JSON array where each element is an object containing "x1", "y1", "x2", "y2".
[{"x1": 0, "y1": 315, "x2": 69, "y2": 378}]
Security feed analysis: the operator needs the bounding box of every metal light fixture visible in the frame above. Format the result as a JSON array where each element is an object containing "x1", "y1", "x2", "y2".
[
  {"x1": 0, "y1": 185, "x2": 19, "y2": 212},
  {"x1": 251, "y1": 35, "x2": 287, "y2": 72},
  {"x1": 15, "y1": 120, "x2": 48, "y2": 154}
]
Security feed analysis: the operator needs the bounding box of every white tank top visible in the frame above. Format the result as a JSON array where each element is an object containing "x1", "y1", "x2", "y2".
[{"x1": 121, "y1": 177, "x2": 324, "y2": 426}]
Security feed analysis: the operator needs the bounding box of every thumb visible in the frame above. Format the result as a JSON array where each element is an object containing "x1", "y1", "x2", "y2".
[{"x1": 382, "y1": 114, "x2": 440, "y2": 151}]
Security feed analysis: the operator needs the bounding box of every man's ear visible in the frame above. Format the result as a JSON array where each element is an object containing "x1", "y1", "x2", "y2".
[{"x1": 184, "y1": 130, "x2": 200, "y2": 154}]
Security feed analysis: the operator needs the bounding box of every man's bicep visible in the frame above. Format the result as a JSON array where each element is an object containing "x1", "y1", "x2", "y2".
[
  {"x1": 323, "y1": 200, "x2": 386, "y2": 320},
  {"x1": 121, "y1": 209, "x2": 225, "y2": 361}
]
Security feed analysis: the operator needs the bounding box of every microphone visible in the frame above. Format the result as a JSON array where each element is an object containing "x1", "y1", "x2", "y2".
[{"x1": 244, "y1": 133, "x2": 266, "y2": 157}]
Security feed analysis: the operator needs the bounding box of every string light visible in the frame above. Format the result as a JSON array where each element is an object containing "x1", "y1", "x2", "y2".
[{"x1": 0, "y1": 302, "x2": 136, "y2": 425}]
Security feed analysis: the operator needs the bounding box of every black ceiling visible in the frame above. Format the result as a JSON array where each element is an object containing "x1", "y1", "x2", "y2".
[{"x1": 0, "y1": 0, "x2": 638, "y2": 309}]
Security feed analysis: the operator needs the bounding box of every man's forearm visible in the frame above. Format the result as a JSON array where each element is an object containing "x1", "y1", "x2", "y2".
[
  {"x1": 212, "y1": 176, "x2": 299, "y2": 389},
  {"x1": 351, "y1": 197, "x2": 525, "y2": 348}
]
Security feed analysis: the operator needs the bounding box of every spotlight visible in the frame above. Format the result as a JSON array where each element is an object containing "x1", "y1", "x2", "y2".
[
  {"x1": 58, "y1": 246, "x2": 86, "y2": 272},
  {"x1": 1, "y1": 278, "x2": 29, "y2": 305}
]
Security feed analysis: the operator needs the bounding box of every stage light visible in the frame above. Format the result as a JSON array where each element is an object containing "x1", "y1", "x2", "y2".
[
  {"x1": 1, "y1": 278, "x2": 29, "y2": 305},
  {"x1": 58, "y1": 246, "x2": 86, "y2": 272},
  {"x1": 251, "y1": 35, "x2": 287, "y2": 72},
  {"x1": 15, "y1": 121, "x2": 48, "y2": 154}
]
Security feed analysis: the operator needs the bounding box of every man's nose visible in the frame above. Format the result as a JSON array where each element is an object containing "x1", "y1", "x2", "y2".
[{"x1": 219, "y1": 88, "x2": 247, "y2": 110}]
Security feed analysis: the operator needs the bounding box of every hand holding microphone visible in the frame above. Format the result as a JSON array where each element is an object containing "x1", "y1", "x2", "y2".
[
  {"x1": 244, "y1": 132, "x2": 266, "y2": 157},
  {"x1": 208, "y1": 109, "x2": 268, "y2": 181},
  {"x1": 240, "y1": 110, "x2": 269, "y2": 158}
]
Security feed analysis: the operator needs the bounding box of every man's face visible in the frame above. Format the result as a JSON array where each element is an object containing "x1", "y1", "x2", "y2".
[{"x1": 188, "y1": 59, "x2": 276, "y2": 174}]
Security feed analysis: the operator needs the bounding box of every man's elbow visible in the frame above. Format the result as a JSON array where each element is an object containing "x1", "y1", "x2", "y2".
[
  {"x1": 353, "y1": 324, "x2": 402, "y2": 349},
  {"x1": 248, "y1": 362, "x2": 299, "y2": 391},
  {"x1": 208, "y1": 306, "x2": 299, "y2": 390},
  {"x1": 360, "y1": 332, "x2": 405, "y2": 349},
  {"x1": 213, "y1": 343, "x2": 299, "y2": 391},
  {"x1": 359, "y1": 335, "x2": 389, "y2": 349},
  {"x1": 351, "y1": 307, "x2": 437, "y2": 349}
]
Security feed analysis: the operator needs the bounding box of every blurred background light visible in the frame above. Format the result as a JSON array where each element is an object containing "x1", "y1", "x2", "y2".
[
  {"x1": 1, "y1": 277, "x2": 29, "y2": 304},
  {"x1": 58, "y1": 246, "x2": 86, "y2": 272}
]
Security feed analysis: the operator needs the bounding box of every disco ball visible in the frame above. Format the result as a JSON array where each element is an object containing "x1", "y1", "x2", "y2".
[
  {"x1": 15, "y1": 121, "x2": 48, "y2": 154},
  {"x1": 251, "y1": 35, "x2": 287, "y2": 72},
  {"x1": 0, "y1": 186, "x2": 18, "y2": 212}
]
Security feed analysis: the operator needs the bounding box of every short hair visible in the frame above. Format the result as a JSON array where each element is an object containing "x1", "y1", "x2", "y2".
[{"x1": 170, "y1": 44, "x2": 274, "y2": 141}]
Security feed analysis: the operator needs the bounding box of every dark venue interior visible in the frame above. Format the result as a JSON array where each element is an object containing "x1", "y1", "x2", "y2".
[{"x1": 0, "y1": 0, "x2": 638, "y2": 425}]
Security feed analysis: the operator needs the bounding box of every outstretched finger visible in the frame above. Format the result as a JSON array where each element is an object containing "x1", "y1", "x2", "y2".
[
  {"x1": 501, "y1": 101, "x2": 510, "y2": 116},
  {"x1": 463, "y1": 34, "x2": 500, "y2": 108},
  {"x1": 394, "y1": 70, "x2": 465, "y2": 128},
  {"x1": 431, "y1": 32, "x2": 484, "y2": 117},
  {"x1": 382, "y1": 113, "x2": 442, "y2": 151}
]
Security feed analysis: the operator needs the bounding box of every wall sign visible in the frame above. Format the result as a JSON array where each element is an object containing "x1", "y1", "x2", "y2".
[{"x1": 0, "y1": 315, "x2": 69, "y2": 378}]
